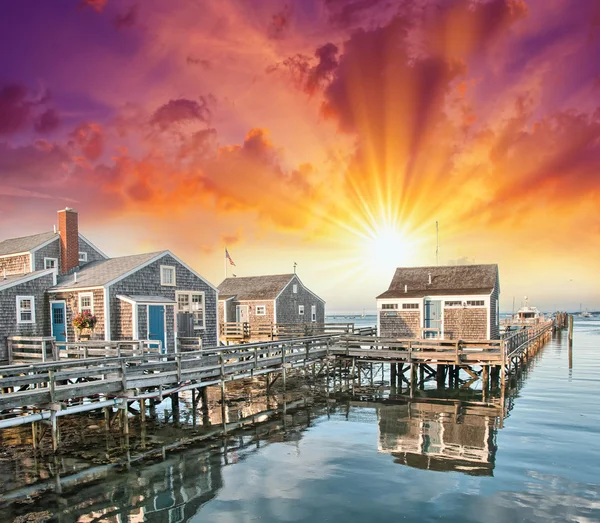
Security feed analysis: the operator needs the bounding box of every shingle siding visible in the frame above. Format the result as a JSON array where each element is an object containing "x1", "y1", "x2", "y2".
[
  {"x1": 48, "y1": 289, "x2": 106, "y2": 342},
  {"x1": 275, "y1": 276, "x2": 325, "y2": 324},
  {"x1": 380, "y1": 311, "x2": 421, "y2": 338},
  {"x1": 489, "y1": 282, "x2": 500, "y2": 339},
  {"x1": 108, "y1": 254, "x2": 217, "y2": 351},
  {"x1": 443, "y1": 307, "x2": 488, "y2": 340},
  {"x1": 0, "y1": 253, "x2": 30, "y2": 275},
  {"x1": 0, "y1": 273, "x2": 54, "y2": 362},
  {"x1": 116, "y1": 300, "x2": 133, "y2": 339},
  {"x1": 33, "y1": 239, "x2": 60, "y2": 271},
  {"x1": 79, "y1": 237, "x2": 106, "y2": 265}
]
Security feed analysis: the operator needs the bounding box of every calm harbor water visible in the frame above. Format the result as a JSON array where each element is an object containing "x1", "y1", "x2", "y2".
[{"x1": 0, "y1": 317, "x2": 599, "y2": 522}]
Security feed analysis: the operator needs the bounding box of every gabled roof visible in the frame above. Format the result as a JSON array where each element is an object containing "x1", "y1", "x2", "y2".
[
  {"x1": 0, "y1": 231, "x2": 58, "y2": 256},
  {"x1": 0, "y1": 269, "x2": 56, "y2": 291},
  {"x1": 50, "y1": 252, "x2": 165, "y2": 290},
  {"x1": 377, "y1": 264, "x2": 498, "y2": 299},
  {"x1": 218, "y1": 274, "x2": 295, "y2": 301}
]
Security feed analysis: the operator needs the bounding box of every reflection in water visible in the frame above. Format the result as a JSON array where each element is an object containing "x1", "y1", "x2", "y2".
[{"x1": 377, "y1": 398, "x2": 500, "y2": 476}]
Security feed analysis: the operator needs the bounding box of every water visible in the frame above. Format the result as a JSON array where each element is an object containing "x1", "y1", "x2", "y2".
[{"x1": 1, "y1": 318, "x2": 599, "y2": 522}]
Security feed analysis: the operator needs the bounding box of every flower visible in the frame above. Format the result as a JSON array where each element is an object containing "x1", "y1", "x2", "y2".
[{"x1": 72, "y1": 310, "x2": 97, "y2": 330}]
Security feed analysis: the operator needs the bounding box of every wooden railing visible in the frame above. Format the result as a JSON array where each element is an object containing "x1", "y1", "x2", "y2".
[
  {"x1": 0, "y1": 335, "x2": 335, "y2": 412},
  {"x1": 7, "y1": 337, "x2": 163, "y2": 363},
  {"x1": 177, "y1": 337, "x2": 202, "y2": 352},
  {"x1": 7, "y1": 336, "x2": 56, "y2": 364},
  {"x1": 220, "y1": 322, "x2": 356, "y2": 340}
]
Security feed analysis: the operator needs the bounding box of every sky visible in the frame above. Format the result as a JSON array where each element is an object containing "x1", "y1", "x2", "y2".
[{"x1": 0, "y1": 0, "x2": 598, "y2": 313}]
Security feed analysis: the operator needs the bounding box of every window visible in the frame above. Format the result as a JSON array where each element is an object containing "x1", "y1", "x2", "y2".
[
  {"x1": 177, "y1": 291, "x2": 205, "y2": 329},
  {"x1": 78, "y1": 293, "x2": 94, "y2": 314},
  {"x1": 160, "y1": 265, "x2": 176, "y2": 286},
  {"x1": 402, "y1": 303, "x2": 419, "y2": 309},
  {"x1": 299, "y1": 305, "x2": 304, "y2": 315},
  {"x1": 44, "y1": 257, "x2": 58, "y2": 269},
  {"x1": 255, "y1": 305, "x2": 266, "y2": 316},
  {"x1": 445, "y1": 301, "x2": 463, "y2": 307},
  {"x1": 293, "y1": 284, "x2": 298, "y2": 294},
  {"x1": 16, "y1": 296, "x2": 35, "y2": 324},
  {"x1": 466, "y1": 300, "x2": 485, "y2": 307},
  {"x1": 78, "y1": 252, "x2": 88, "y2": 262},
  {"x1": 381, "y1": 304, "x2": 398, "y2": 310}
]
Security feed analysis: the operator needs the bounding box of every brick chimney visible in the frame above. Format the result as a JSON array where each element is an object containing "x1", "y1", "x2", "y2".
[{"x1": 58, "y1": 208, "x2": 79, "y2": 274}]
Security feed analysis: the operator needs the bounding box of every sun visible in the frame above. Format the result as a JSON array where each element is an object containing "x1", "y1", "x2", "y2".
[{"x1": 362, "y1": 223, "x2": 419, "y2": 273}]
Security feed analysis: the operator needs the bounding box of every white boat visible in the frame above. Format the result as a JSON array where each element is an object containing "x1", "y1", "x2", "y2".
[{"x1": 580, "y1": 311, "x2": 593, "y2": 318}]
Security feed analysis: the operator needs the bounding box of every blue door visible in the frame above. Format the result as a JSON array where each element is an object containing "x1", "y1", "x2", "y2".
[
  {"x1": 51, "y1": 302, "x2": 66, "y2": 342},
  {"x1": 424, "y1": 300, "x2": 442, "y2": 338},
  {"x1": 148, "y1": 305, "x2": 165, "y2": 351}
]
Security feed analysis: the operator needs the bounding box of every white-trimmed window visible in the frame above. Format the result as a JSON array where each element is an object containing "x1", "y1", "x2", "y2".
[
  {"x1": 466, "y1": 300, "x2": 485, "y2": 307},
  {"x1": 402, "y1": 303, "x2": 419, "y2": 310},
  {"x1": 44, "y1": 257, "x2": 58, "y2": 269},
  {"x1": 381, "y1": 303, "x2": 398, "y2": 310},
  {"x1": 299, "y1": 305, "x2": 304, "y2": 315},
  {"x1": 293, "y1": 284, "x2": 298, "y2": 294},
  {"x1": 255, "y1": 305, "x2": 266, "y2": 316},
  {"x1": 160, "y1": 265, "x2": 176, "y2": 286},
  {"x1": 177, "y1": 291, "x2": 205, "y2": 329},
  {"x1": 78, "y1": 292, "x2": 94, "y2": 314},
  {"x1": 445, "y1": 301, "x2": 463, "y2": 307},
  {"x1": 16, "y1": 296, "x2": 35, "y2": 324},
  {"x1": 79, "y1": 252, "x2": 88, "y2": 263}
]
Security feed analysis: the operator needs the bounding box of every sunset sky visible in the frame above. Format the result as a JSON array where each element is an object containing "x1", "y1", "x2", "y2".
[{"x1": 1, "y1": 0, "x2": 598, "y2": 312}]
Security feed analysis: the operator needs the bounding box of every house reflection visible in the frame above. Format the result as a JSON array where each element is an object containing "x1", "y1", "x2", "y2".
[{"x1": 376, "y1": 398, "x2": 502, "y2": 476}]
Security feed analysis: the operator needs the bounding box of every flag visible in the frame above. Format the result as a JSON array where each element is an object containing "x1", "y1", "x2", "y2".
[{"x1": 225, "y1": 248, "x2": 236, "y2": 266}]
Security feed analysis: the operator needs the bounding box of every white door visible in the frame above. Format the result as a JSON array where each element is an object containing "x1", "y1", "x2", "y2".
[
  {"x1": 236, "y1": 305, "x2": 249, "y2": 323},
  {"x1": 311, "y1": 305, "x2": 317, "y2": 322}
]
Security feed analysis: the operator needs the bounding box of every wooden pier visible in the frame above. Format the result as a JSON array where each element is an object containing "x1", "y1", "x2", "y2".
[{"x1": 0, "y1": 318, "x2": 560, "y2": 451}]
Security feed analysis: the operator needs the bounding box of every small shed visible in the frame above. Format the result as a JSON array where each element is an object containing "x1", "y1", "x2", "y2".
[
  {"x1": 376, "y1": 264, "x2": 500, "y2": 340},
  {"x1": 218, "y1": 273, "x2": 325, "y2": 336}
]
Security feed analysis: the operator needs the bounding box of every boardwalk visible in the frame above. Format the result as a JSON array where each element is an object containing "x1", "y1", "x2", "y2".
[{"x1": 0, "y1": 319, "x2": 558, "y2": 452}]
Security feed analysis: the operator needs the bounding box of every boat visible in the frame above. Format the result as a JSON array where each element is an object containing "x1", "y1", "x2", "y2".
[
  {"x1": 514, "y1": 297, "x2": 543, "y2": 325},
  {"x1": 580, "y1": 310, "x2": 593, "y2": 318}
]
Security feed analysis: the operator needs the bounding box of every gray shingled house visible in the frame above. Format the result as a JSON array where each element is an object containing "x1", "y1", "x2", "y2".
[
  {"x1": 218, "y1": 274, "x2": 325, "y2": 335},
  {"x1": 376, "y1": 265, "x2": 500, "y2": 341},
  {"x1": 0, "y1": 208, "x2": 217, "y2": 362}
]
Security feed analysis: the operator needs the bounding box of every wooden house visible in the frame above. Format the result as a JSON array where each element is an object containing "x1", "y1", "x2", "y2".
[
  {"x1": 218, "y1": 274, "x2": 325, "y2": 338},
  {"x1": 0, "y1": 208, "x2": 217, "y2": 362},
  {"x1": 376, "y1": 265, "x2": 500, "y2": 340}
]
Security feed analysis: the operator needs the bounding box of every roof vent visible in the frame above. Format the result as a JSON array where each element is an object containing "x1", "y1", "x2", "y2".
[
  {"x1": 2, "y1": 268, "x2": 6, "y2": 280},
  {"x1": 53, "y1": 224, "x2": 57, "y2": 233},
  {"x1": 74, "y1": 272, "x2": 78, "y2": 283},
  {"x1": 404, "y1": 284, "x2": 407, "y2": 293}
]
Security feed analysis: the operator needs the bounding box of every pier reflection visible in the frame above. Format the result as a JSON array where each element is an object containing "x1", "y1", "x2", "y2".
[{"x1": 378, "y1": 398, "x2": 500, "y2": 476}]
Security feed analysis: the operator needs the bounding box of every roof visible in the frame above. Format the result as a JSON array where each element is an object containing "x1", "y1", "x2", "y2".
[
  {"x1": 117, "y1": 295, "x2": 176, "y2": 304},
  {"x1": 377, "y1": 264, "x2": 498, "y2": 299},
  {"x1": 50, "y1": 252, "x2": 164, "y2": 290},
  {"x1": 0, "y1": 231, "x2": 58, "y2": 256},
  {"x1": 218, "y1": 274, "x2": 295, "y2": 301},
  {"x1": 0, "y1": 269, "x2": 56, "y2": 291}
]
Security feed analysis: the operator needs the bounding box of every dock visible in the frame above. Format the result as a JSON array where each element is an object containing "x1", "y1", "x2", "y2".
[{"x1": 0, "y1": 317, "x2": 561, "y2": 452}]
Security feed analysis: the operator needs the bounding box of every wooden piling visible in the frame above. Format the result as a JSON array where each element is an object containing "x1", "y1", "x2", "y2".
[
  {"x1": 390, "y1": 363, "x2": 397, "y2": 388},
  {"x1": 568, "y1": 315, "x2": 574, "y2": 347}
]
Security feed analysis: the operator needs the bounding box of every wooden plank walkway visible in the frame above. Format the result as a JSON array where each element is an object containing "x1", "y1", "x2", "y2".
[{"x1": 0, "y1": 335, "x2": 333, "y2": 414}]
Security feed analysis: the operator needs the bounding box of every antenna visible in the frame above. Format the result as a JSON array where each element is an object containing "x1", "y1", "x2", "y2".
[{"x1": 436, "y1": 221, "x2": 439, "y2": 266}]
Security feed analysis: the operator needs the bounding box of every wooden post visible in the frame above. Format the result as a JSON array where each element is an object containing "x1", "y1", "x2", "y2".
[
  {"x1": 436, "y1": 365, "x2": 445, "y2": 389},
  {"x1": 221, "y1": 379, "x2": 227, "y2": 433},
  {"x1": 410, "y1": 364, "x2": 417, "y2": 396},
  {"x1": 51, "y1": 409, "x2": 59, "y2": 453},
  {"x1": 419, "y1": 365, "x2": 425, "y2": 389},
  {"x1": 32, "y1": 421, "x2": 38, "y2": 451},
  {"x1": 390, "y1": 363, "x2": 397, "y2": 388},
  {"x1": 171, "y1": 392, "x2": 180, "y2": 425},
  {"x1": 447, "y1": 365, "x2": 454, "y2": 388},
  {"x1": 568, "y1": 315, "x2": 573, "y2": 347},
  {"x1": 482, "y1": 365, "x2": 489, "y2": 391},
  {"x1": 121, "y1": 398, "x2": 129, "y2": 436},
  {"x1": 7, "y1": 337, "x2": 13, "y2": 365},
  {"x1": 41, "y1": 340, "x2": 47, "y2": 363}
]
